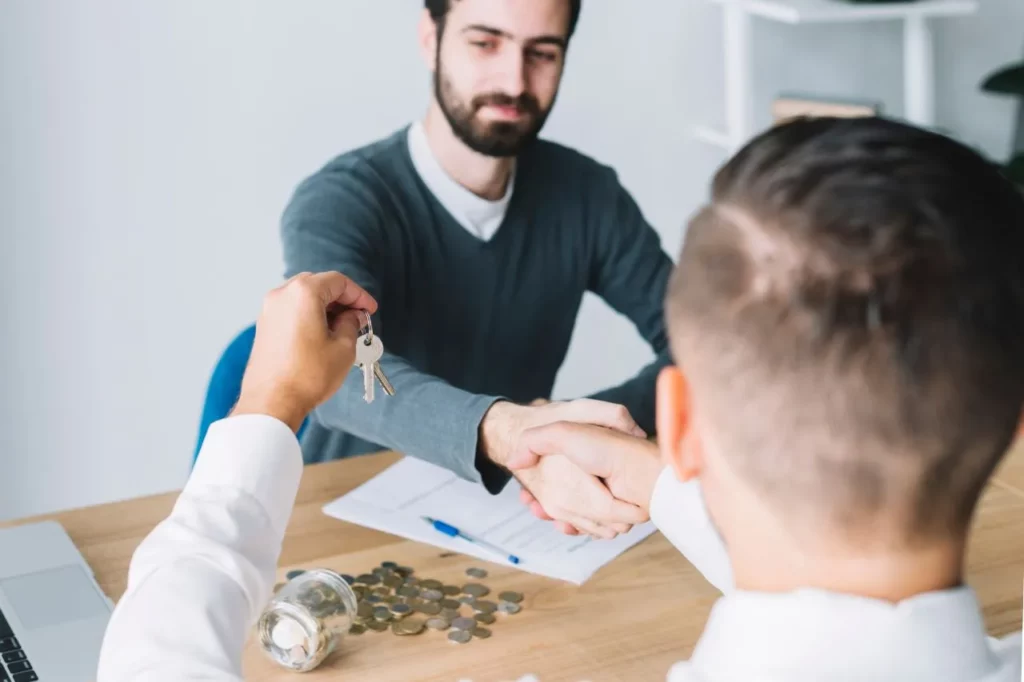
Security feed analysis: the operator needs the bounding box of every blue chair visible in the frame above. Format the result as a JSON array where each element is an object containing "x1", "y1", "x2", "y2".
[{"x1": 193, "y1": 324, "x2": 308, "y2": 466}]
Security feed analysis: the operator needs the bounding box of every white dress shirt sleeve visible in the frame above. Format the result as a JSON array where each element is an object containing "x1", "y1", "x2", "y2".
[
  {"x1": 95, "y1": 414, "x2": 303, "y2": 682},
  {"x1": 649, "y1": 467, "x2": 734, "y2": 595}
]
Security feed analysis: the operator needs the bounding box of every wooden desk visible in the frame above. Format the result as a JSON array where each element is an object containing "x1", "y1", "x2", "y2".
[{"x1": 5, "y1": 445, "x2": 1024, "y2": 682}]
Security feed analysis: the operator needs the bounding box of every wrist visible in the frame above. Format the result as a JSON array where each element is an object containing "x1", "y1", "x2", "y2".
[
  {"x1": 232, "y1": 388, "x2": 311, "y2": 434},
  {"x1": 478, "y1": 400, "x2": 527, "y2": 468},
  {"x1": 619, "y1": 441, "x2": 663, "y2": 511}
]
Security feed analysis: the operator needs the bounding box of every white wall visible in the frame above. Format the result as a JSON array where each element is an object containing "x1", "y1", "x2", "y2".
[{"x1": 2, "y1": 0, "x2": 1021, "y2": 521}]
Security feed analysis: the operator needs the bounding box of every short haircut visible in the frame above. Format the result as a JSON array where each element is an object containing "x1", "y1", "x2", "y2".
[
  {"x1": 424, "y1": 0, "x2": 582, "y2": 41},
  {"x1": 666, "y1": 116, "x2": 1024, "y2": 544}
]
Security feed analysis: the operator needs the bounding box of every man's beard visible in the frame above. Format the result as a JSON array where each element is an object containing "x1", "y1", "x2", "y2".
[{"x1": 434, "y1": 60, "x2": 551, "y2": 157}]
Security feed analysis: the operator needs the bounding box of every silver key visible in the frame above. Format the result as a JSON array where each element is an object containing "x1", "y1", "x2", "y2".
[{"x1": 355, "y1": 334, "x2": 383, "y2": 403}]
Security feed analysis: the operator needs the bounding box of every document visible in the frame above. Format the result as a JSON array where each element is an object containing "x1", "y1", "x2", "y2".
[{"x1": 322, "y1": 457, "x2": 657, "y2": 585}]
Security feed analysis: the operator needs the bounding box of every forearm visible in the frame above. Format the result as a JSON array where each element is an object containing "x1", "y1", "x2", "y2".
[
  {"x1": 649, "y1": 467, "x2": 734, "y2": 594},
  {"x1": 587, "y1": 349, "x2": 671, "y2": 435},
  {"x1": 97, "y1": 416, "x2": 302, "y2": 681},
  {"x1": 313, "y1": 352, "x2": 512, "y2": 493}
]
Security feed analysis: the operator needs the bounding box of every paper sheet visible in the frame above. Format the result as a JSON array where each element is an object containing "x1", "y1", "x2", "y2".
[{"x1": 322, "y1": 457, "x2": 657, "y2": 585}]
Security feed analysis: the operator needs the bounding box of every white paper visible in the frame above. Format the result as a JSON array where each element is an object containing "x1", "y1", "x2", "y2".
[{"x1": 321, "y1": 457, "x2": 656, "y2": 585}]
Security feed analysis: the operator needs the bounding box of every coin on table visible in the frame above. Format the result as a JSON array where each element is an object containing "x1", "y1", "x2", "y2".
[
  {"x1": 462, "y1": 583, "x2": 490, "y2": 598},
  {"x1": 498, "y1": 601, "x2": 522, "y2": 615},
  {"x1": 372, "y1": 566, "x2": 391, "y2": 577},
  {"x1": 452, "y1": 616, "x2": 477, "y2": 631},
  {"x1": 474, "y1": 612, "x2": 496, "y2": 625},
  {"x1": 381, "y1": 561, "x2": 399, "y2": 569},
  {"x1": 448, "y1": 630, "x2": 473, "y2": 645},
  {"x1": 498, "y1": 591, "x2": 524, "y2": 604},
  {"x1": 373, "y1": 606, "x2": 393, "y2": 622},
  {"x1": 472, "y1": 627, "x2": 492, "y2": 640},
  {"x1": 472, "y1": 600, "x2": 498, "y2": 614},
  {"x1": 349, "y1": 624, "x2": 366, "y2": 636},
  {"x1": 417, "y1": 601, "x2": 442, "y2": 616},
  {"x1": 393, "y1": 617, "x2": 426, "y2": 636},
  {"x1": 340, "y1": 574, "x2": 356, "y2": 585},
  {"x1": 390, "y1": 603, "x2": 413, "y2": 618},
  {"x1": 286, "y1": 569, "x2": 306, "y2": 580},
  {"x1": 458, "y1": 595, "x2": 476, "y2": 605},
  {"x1": 465, "y1": 567, "x2": 488, "y2": 579},
  {"x1": 364, "y1": 620, "x2": 387, "y2": 632},
  {"x1": 420, "y1": 578, "x2": 444, "y2": 590},
  {"x1": 383, "y1": 574, "x2": 404, "y2": 588},
  {"x1": 421, "y1": 589, "x2": 443, "y2": 601},
  {"x1": 356, "y1": 602, "x2": 374, "y2": 621},
  {"x1": 442, "y1": 584, "x2": 461, "y2": 596},
  {"x1": 426, "y1": 617, "x2": 450, "y2": 631},
  {"x1": 372, "y1": 586, "x2": 391, "y2": 597},
  {"x1": 441, "y1": 607, "x2": 461, "y2": 621},
  {"x1": 398, "y1": 585, "x2": 420, "y2": 598},
  {"x1": 395, "y1": 566, "x2": 415, "y2": 578},
  {"x1": 353, "y1": 585, "x2": 368, "y2": 599},
  {"x1": 365, "y1": 594, "x2": 383, "y2": 604},
  {"x1": 355, "y1": 574, "x2": 380, "y2": 586},
  {"x1": 440, "y1": 599, "x2": 462, "y2": 611}
]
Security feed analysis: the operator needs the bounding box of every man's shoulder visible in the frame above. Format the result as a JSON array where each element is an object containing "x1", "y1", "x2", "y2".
[
  {"x1": 527, "y1": 138, "x2": 614, "y2": 173},
  {"x1": 301, "y1": 127, "x2": 413, "y2": 192}
]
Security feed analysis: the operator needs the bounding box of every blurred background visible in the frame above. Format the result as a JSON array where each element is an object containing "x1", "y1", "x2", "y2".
[{"x1": 1, "y1": 0, "x2": 1021, "y2": 521}]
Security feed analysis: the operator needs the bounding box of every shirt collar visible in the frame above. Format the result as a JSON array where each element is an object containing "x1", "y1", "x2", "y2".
[
  {"x1": 690, "y1": 585, "x2": 1003, "y2": 681},
  {"x1": 406, "y1": 120, "x2": 514, "y2": 242}
]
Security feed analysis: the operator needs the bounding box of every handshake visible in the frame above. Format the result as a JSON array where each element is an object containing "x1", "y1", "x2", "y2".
[{"x1": 479, "y1": 398, "x2": 665, "y2": 540}]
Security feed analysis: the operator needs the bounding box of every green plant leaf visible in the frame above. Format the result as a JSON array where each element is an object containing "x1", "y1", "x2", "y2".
[{"x1": 981, "y1": 63, "x2": 1024, "y2": 96}]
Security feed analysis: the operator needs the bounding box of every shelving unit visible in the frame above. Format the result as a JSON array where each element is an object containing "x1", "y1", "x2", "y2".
[{"x1": 692, "y1": 0, "x2": 979, "y2": 153}]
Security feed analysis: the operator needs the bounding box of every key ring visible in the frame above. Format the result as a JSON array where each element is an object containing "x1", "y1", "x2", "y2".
[{"x1": 360, "y1": 310, "x2": 374, "y2": 345}]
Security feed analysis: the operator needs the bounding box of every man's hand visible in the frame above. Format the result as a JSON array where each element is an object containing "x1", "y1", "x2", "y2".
[
  {"x1": 232, "y1": 271, "x2": 378, "y2": 432},
  {"x1": 507, "y1": 421, "x2": 663, "y2": 518},
  {"x1": 479, "y1": 399, "x2": 649, "y2": 539}
]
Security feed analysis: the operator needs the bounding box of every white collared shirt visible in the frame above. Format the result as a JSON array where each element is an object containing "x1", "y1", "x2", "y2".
[
  {"x1": 95, "y1": 417, "x2": 1022, "y2": 681},
  {"x1": 406, "y1": 120, "x2": 514, "y2": 242}
]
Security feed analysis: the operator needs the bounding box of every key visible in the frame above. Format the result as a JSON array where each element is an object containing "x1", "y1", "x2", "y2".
[
  {"x1": 373, "y1": 362, "x2": 395, "y2": 397},
  {"x1": 355, "y1": 333, "x2": 384, "y2": 403}
]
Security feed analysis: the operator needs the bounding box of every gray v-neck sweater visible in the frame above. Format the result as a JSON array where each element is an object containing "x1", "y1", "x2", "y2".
[{"x1": 281, "y1": 127, "x2": 673, "y2": 493}]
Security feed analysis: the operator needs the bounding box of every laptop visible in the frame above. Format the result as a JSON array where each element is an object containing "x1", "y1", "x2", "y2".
[{"x1": 0, "y1": 521, "x2": 113, "y2": 682}]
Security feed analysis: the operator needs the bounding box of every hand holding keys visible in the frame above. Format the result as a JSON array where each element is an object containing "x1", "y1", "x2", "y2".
[{"x1": 355, "y1": 312, "x2": 395, "y2": 403}]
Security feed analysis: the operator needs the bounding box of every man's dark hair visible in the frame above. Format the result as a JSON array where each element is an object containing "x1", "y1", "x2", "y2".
[
  {"x1": 424, "y1": 0, "x2": 582, "y2": 41},
  {"x1": 666, "y1": 116, "x2": 1024, "y2": 544}
]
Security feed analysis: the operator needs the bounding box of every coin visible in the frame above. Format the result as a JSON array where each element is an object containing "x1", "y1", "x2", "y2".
[
  {"x1": 372, "y1": 566, "x2": 391, "y2": 577},
  {"x1": 355, "y1": 574, "x2": 380, "y2": 586},
  {"x1": 462, "y1": 583, "x2": 490, "y2": 598},
  {"x1": 349, "y1": 624, "x2": 366, "y2": 635},
  {"x1": 440, "y1": 599, "x2": 462, "y2": 610},
  {"x1": 420, "y1": 579, "x2": 444, "y2": 590},
  {"x1": 373, "y1": 606, "x2": 392, "y2": 622},
  {"x1": 372, "y1": 586, "x2": 390, "y2": 597},
  {"x1": 452, "y1": 617, "x2": 477, "y2": 631},
  {"x1": 441, "y1": 608, "x2": 461, "y2": 621},
  {"x1": 498, "y1": 601, "x2": 522, "y2": 615},
  {"x1": 458, "y1": 596, "x2": 476, "y2": 605},
  {"x1": 421, "y1": 589, "x2": 443, "y2": 601},
  {"x1": 366, "y1": 620, "x2": 388, "y2": 632},
  {"x1": 426, "y1": 617, "x2": 450, "y2": 631},
  {"x1": 472, "y1": 600, "x2": 498, "y2": 614},
  {"x1": 365, "y1": 594, "x2": 383, "y2": 604},
  {"x1": 383, "y1": 574, "x2": 403, "y2": 589},
  {"x1": 395, "y1": 566, "x2": 415, "y2": 578},
  {"x1": 393, "y1": 617, "x2": 426, "y2": 636},
  {"x1": 499, "y1": 591, "x2": 524, "y2": 604},
  {"x1": 353, "y1": 585, "x2": 368, "y2": 599},
  {"x1": 356, "y1": 602, "x2": 373, "y2": 620},
  {"x1": 417, "y1": 601, "x2": 442, "y2": 616},
  {"x1": 381, "y1": 561, "x2": 398, "y2": 569},
  {"x1": 397, "y1": 585, "x2": 420, "y2": 598},
  {"x1": 448, "y1": 630, "x2": 472, "y2": 644},
  {"x1": 474, "y1": 612, "x2": 496, "y2": 625},
  {"x1": 286, "y1": 569, "x2": 306, "y2": 580},
  {"x1": 390, "y1": 603, "x2": 413, "y2": 618},
  {"x1": 340, "y1": 574, "x2": 356, "y2": 585},
  {"x1": 472, "y1": 627, "x2": 492, "y2": 639},
  {"x1": 466, "y1": 567, "x2": 488, "y2": 579},
  {"x1": 442, "y1": 585, "x2": 461, "y2": 596}
]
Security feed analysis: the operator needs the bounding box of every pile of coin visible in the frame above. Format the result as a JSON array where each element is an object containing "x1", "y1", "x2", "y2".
[{"x1": 283, "y1": 563, "x2": 524, "y2": 645}]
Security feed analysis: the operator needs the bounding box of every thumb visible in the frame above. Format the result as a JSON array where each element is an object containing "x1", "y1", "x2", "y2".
[
  {"x1": 330, "y1": 308, "x2": 363, "y2": 341},
  {"x1": 507, "y1": 422, "x2": 614, "y2": 476}
]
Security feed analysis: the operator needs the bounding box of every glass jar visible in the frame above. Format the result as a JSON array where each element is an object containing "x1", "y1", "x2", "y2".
[{"x1": 256, "y1": 569, "x2": 359, "y2": 672}]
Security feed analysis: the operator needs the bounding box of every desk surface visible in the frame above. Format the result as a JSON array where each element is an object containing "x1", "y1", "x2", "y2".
[{"x1": 5, "y1": 446, "x2": 1024, "y2": 682}]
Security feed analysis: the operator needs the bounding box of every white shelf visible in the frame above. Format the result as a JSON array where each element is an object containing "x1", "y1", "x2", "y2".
[
  {"x1": 691, "y1": 0, "x2": 980, "y2": 153},
  {"x1": 708, "y1": 0, "x2": 978, "y2": 24}
]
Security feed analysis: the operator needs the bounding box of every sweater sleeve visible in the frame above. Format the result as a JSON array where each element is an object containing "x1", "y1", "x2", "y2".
[
  {"x1": 585, "y1": 170, "x2": 674, "y2": 435},
  {"x1": 280, "y1": 166, "x2": 511, "y2": 493}
]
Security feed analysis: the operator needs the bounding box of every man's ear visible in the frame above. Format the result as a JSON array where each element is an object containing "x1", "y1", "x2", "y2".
[
  {"x1": 418, "y1": 9, "x2": 439, "y2": 72},
  {"x1": 656, "y1": 366, "x2": 703, "y2": 482}
]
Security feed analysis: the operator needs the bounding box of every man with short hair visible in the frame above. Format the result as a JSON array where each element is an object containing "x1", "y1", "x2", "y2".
[
  {"x1": 512, "y1": 116, "x2": 1024, "y2": 680},
  {"x1": 281, "y1": 0, "x2": 672, "y2": 537}
]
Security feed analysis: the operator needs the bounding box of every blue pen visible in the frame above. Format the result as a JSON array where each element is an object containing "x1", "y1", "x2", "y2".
[{"x1": 422, "y1": 516, "x2": 521, "y2": 565}]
